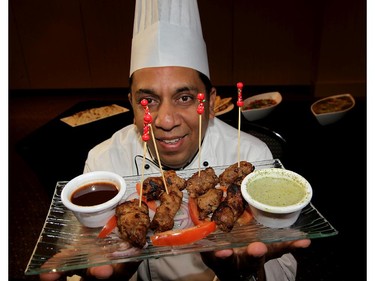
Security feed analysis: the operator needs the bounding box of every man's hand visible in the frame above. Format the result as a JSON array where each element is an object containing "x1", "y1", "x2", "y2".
[{"x1": 201, "y1": 239, "x2": 311, "y2": 281}]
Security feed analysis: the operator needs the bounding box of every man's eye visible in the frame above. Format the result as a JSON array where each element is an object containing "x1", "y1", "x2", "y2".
[{"x1": 178, "y1": 95, "x2": 194, "y2": 103}]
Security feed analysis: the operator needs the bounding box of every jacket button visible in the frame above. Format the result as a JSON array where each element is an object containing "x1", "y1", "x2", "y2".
[
  {"x1": 203, "y1": 161, "x2": 209, "y2": 167},
  {"x1": 145, "y1": 164, "x2": 150, "y2": 169}
]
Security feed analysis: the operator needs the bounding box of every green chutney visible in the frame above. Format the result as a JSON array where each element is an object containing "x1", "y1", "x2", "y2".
[{"x1": 247, "y1": 177, "x2": 305, "y2": 207}]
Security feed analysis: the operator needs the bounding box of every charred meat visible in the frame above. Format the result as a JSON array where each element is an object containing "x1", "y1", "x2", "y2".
[
  {"x1": 197, "y1": 188, "x2": 224, "y2": 220},
  {"x1": 186, "y1": 167, "x2": 219, "y2": 198},
  {"x1": 150, "y1": 185, "x2": 183, "y2": 233},
  {"x1": 212, "y1": 183, "x2": 246, "y2": 232},
  {"x1": 142, "y1": 176, "x2": 164, "y2": 201},
  {"x1": 142, "y1": 170, "x2": 186, "y2": 201},
  {"x1": 116, "y1": 199, "x2": 150, "y2": 248},
  {"x1": 219, "y1": 161, "x2": 254, "y2": 187},
  {"x1": 164, "y1": 170, "x2": 187, "y2": 192}
]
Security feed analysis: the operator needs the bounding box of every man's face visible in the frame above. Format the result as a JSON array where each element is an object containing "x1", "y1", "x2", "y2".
[{"x1": 129, "y1": 66, "x2": 216, "y2": 169}]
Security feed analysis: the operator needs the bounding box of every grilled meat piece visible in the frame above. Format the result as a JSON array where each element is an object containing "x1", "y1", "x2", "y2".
[
  {"x1": 142, "y1": 170, "x2": 186, "y2": 201},
  {"x1": 197, "y1": 188, "x2": 224, "y2": 220},
  {"x1": 186, "y1": 167, "x2": 219, "y2": 198},
  {"x1": 150, "y1": 185, "x2": 183, "y2": 233},
  {"x1": 219, "y1": 161, "x2": 254, "y2": 187},
  {"x1": 142, "y1": 176, "x2": 164, "y2": 201},
  {"x1": 116, "y1": 199, "x2": 150, "y2": 248},
  {"x1": 212, "y1": 183, "x2": 245, "y2": 232},
  {"x1": 164, "y1": 170, "x2": 187, "y2": 192}
]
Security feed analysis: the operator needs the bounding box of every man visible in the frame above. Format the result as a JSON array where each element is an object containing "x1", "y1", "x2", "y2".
[
  {"x1": 40, "y1": 1, "x2": 310, "y2": 280},
  {"x1": 82, "y1": 66, "x2": 310, "y2": 281}
]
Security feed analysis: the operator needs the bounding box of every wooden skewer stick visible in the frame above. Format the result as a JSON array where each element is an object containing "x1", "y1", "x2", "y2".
[
  {"x1": 149, "y1": 125, "x2": 169, "y2": 194},
  {"x1": 236, "y1": 82, "x2": 244, "y2": 168},
  {"x1": 197, "y1": 93, "x2": 205, "y2": 177},
  {"x1": 198, "y1": 115, "x2": 202, "y2": 176},
  {"x1": 139, "y1": 141, "x2": 147, "y2": 207},
  {"x1": 237, "y1": 107, "x2": 241, "y2": 168}
]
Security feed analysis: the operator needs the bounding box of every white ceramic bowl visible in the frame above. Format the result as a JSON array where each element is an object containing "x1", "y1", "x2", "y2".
[
  {"x1": 61, "y1": 171, "x2": 126, "y2": 228},
  {"x1": 311, "y1": 93, "x2": 355, "y2": 126},
  {"x1": 241, "y1": 168, "x2": 312, "y2": 228},
  {"x1": 241, "y1": 92, "x2": 282, "y2": 121}
]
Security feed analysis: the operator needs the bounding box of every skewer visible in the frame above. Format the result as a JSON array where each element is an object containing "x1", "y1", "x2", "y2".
[
  {"x1": 236, "y1": 82, "x2": 244, "y2": 168},
  {"x1": 140, "y1": 99, "x2": 169, "y2": 196},
  {"x1": 139, "y1": 140, "x2": 147, "y2": 207},
  {"x1": 197, "y1": 93, "x2": 205, "y2": 176},
  {"x1": 149, "y1": 125, "x2": 169, "y2": 194}
]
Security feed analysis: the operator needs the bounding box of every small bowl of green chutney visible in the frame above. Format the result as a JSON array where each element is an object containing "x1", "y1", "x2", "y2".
[{"x1": 241, "y1": 168, "x2": 313, "y2": 228}]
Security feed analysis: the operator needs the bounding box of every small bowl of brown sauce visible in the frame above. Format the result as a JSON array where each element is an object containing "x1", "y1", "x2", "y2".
[
  {"x1": 241, "y1": 92, "x2": 282, "y2": 121},
  {"x1": 311, "y1": 93, "x2": 355, "y2": 125},
  {"x1": 61, "y1": 171, "x2": 126, "y2": 228},
  {"x1": 241, "y1": 168, "x2": 312, "y2": 228}
]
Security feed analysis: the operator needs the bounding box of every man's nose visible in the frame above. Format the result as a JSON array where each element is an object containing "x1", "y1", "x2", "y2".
[{"x1": 153, "y1": 101, "x2": 177, "y2": 130}]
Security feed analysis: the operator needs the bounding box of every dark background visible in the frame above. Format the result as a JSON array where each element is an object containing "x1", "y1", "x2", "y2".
[{"x1": 10, "y1": 0, "x2": 365, "y2": 98}]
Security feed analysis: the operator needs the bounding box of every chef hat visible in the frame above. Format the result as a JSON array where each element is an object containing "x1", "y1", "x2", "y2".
[{"x1": 130, "y1": 0, "x2": 210, "y2": 78}]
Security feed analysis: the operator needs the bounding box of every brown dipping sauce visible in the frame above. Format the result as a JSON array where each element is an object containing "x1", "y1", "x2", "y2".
[{"x1": 71, "y1": 182, "x2": 119, "y2": 206}]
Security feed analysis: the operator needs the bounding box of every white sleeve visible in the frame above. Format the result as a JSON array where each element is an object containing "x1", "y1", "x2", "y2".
[{"x1": 264, "y1": 253, "x2": 297, "y2": 281}]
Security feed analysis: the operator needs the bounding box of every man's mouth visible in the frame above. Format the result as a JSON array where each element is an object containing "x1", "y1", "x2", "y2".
[{"x1": 157, "y1": 137, "x2": 182, "y2": 144}]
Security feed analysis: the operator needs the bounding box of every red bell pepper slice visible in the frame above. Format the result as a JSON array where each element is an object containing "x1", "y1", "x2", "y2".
[
  {"x1": 188, "y1": 196, "x2": 208, "y2": 225},
  {"x1": 98, "y1": 215, "x2": 117, "y2": 238},
  {"x1": 150, "y1": 221, "x2": 216, "y2": 246}
]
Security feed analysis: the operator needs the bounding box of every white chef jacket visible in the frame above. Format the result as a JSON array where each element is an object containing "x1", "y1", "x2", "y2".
[{"x1": 84, "y1": 117, "x2": 297, "y2": 281}]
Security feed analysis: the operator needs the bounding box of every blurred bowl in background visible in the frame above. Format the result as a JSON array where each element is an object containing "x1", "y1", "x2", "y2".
[
  {"x1": 311, "y1": 93, "x2": 355, "y2": 126},
  {"x1": 241, "y1": 92, "x2": 282, "y2": 121}
]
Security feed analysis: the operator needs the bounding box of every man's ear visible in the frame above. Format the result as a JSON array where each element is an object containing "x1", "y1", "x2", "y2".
[{"x1": 208, "y1": 87, "x2": 217, "y2": 119}]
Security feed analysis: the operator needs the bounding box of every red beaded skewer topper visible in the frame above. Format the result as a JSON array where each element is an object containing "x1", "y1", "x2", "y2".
[
  {"x1": 141, "y1": 99, "x2": 152, "y2": 142},
  {"x1": 237, "y1": 82, "x2": 244, "y2": 107},
  {"x1": 197, "y1": 93, "x2": 205, "y2": 115}
]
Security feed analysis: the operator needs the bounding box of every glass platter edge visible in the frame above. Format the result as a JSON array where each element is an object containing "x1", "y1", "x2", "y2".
[{"x1": 25, "y1": 159, "x2": 338, "y2": 275}]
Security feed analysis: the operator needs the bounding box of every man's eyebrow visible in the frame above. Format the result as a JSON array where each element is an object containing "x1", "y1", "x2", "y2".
[
  {"x1": 134, "y1": 86, "x2": 199, "y2": 96},
  {"x1": 135, "y1": 88, "x2": 155, "y2": 95},
  {"x1": 175, "y1": 86, "x2": 199, "y2": 94}
]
